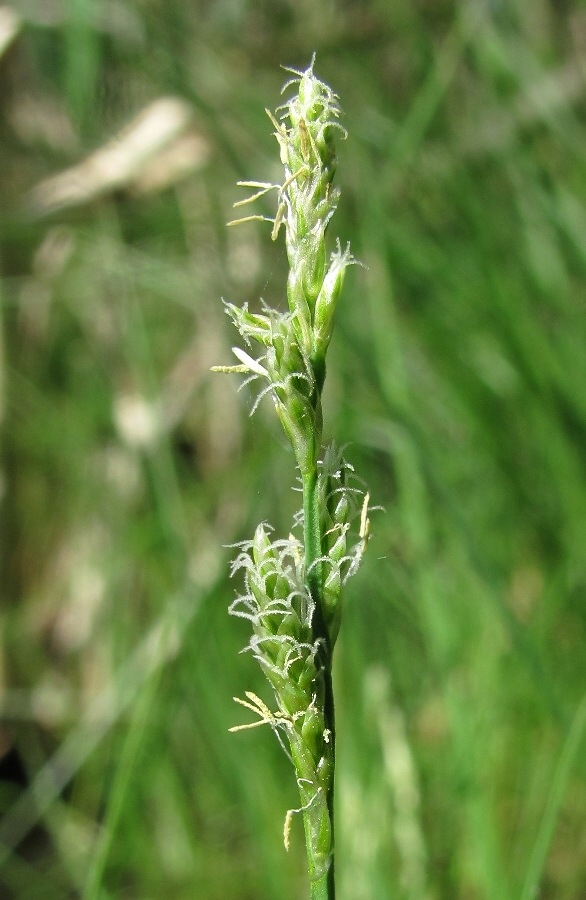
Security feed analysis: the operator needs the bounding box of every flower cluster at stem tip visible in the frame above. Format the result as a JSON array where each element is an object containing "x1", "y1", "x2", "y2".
[
  {"x1": 218, "y1": 55, "x2": 359, "y2": 480},
  {"x1": 213, "y1": 57, "x2": 372, "y2": 877}
]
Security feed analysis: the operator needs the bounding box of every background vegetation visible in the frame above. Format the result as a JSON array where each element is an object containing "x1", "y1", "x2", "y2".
[{"x1": 2, "y1": 1, "x2": 586, "y2": 897}]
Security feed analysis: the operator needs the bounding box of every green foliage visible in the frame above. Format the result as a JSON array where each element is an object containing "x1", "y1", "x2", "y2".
[{"x1": 2, "y1": 2, "x2": 586, "y2": 899}]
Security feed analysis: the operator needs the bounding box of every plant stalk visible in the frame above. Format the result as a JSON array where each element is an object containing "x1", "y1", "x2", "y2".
[
  {"x1": 311, "y1": 871, "x2": 333, "y2": 900},
  {"x1": 302, "y1": 468, "x2": 336, "y2": 899}
]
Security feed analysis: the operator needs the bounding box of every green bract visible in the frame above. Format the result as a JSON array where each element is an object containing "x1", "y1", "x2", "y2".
[{"x1": 214, "y1": 58, "x2": 371, "y2": 900}]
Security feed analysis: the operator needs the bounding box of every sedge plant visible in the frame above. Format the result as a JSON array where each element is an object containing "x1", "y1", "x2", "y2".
[{"x1": 213, "y1": 58, "x2": 371, "y2": 900}]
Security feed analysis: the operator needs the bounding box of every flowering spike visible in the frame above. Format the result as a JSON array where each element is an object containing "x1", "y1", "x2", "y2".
[{"x1": 214, "y1": 60, "x2": 372, "y2": 895}]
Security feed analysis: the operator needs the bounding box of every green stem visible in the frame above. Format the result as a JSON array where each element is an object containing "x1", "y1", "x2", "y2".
[
  {"x1": 302, "y1": 467, "x2": 336, "y2": 900},
  {"x1": 302, "y1": 469, "x2": 323, "y2": 616},
  {"x1": 310, "y1": 872, "x2": 332, "y2": 900}
]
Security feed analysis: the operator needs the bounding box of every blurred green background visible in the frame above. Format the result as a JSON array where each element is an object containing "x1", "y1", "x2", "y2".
[{"x1": 2, "y1": 1, "x2": 586, "y2": 897}]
